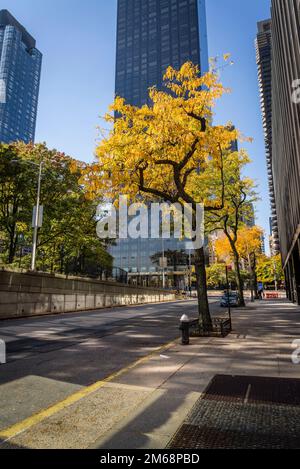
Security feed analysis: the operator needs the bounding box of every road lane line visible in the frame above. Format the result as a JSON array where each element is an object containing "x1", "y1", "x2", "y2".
[{"x1": 0, "y1": 339, "x2": 176, "y2": 442}]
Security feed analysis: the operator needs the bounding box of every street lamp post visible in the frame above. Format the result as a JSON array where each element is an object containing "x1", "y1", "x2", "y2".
[
  {"x1": 162, "y1": 237, "x2": 166, "y2": 289},
  {"x1": 226, "y1": 265, "x2": 232, "y2": 329},
  {"x1": 31, "y1": 161, "x2": 43, "y2": 271},
  {"x1": 273, "y1": 257, "x2": 278, "y2": 292},
  {"x1": 188, "y1": 249, "x2": 192, "y2": 297},
  {"x1": 11, "y1": 159, "x2": 43, "y2": 272}
]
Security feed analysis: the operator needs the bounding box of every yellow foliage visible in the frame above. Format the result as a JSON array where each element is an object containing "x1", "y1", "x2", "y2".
[
  {"x1": 236, "y1": 226, "x2": 264, "y2": 261},
  {"x1": 81, "y1": 61, "x2": 244, "y2": 208},
  {"x1": 214, "y1": 226, "x2": 264, "y2": 263},
  {"x1": 214, "y1": 234, "x2": 233, "y2": 264},
  {"x1": 223, "y1": 53, "x2": 231, "y2": 62}
]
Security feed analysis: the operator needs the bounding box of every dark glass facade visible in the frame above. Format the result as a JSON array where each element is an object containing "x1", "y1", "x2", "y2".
[
  {"x1": 255, "y1": 19, "x2": 280, "y2": 255},
  {"x1": 0, "y1": 10, "x2": 42, "y2": 143},
  {"x1": 271, "y1": 0, "x2": 300, "y2": 304},
  {"x1": 112, "y1": 0, "x2": 209, "y2": 287},
  {"x1": 111, "y1": 234, "x2": 192, "y2": 288}
]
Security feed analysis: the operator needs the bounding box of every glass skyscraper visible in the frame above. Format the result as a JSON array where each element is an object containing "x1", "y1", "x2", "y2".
[
  {"x1": 0, "y1": 10, "x2": 42, "y2": 143},
  {"x1": 115, "y1": 0, "x2": 208, "y2": 107},
  {"x1": 111, "y1": 0, "x2": 209, "y2": 288}
]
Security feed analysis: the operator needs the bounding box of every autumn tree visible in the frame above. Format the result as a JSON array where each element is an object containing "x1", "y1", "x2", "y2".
[
  {"x1": 199, "y1": 150, "x2": 257, "y2": 307},
  {"x1": 213, "y1": 226, "x2": 263, "y2": 300},
  {"x1": 88, "y1": 61, "x2": 242, "y2": 331},
  {"x1": 214, "y1": 235, "x2": 233, "y2": 265},
  {"x1": 236, "y1": 226, "x2": 264, "y2": 299}
]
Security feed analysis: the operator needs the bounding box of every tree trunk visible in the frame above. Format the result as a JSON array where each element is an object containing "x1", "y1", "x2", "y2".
[
  {"x1": 248, "y1": 255, "x2": 254, "y2": 302},
  {"x1": 254, "y1": 270, "x2": 259, "y2": 299},
  {"x1": 231, "y1": 246, "x2": 245, "y2": 307},
  {"x1": 8, "y1": 231, "x2": 17, "y2": 264},
  {"x1": 225, "y1": 232, "x2": 245, "y2": 307},
  {"x1": 250, "y1": 267, "x2": 259, "y2": 299},
  {"x1": 248, "y1": 254, "x2": 259, "y2": 300},
  {"x1": 252, "y1": 256, "x2": 259, "y2": 299},
  {"x1": 194, "y1": 247, "x2": 212, "y2": 331}
]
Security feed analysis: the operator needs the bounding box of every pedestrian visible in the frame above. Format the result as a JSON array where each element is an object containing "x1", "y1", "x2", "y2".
[{"x1": 258, "y1": 288, "x2": 264, "y2": 300}]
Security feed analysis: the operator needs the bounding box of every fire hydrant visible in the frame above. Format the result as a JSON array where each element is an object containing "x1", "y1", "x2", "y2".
[{"x1": 180, "y1": 314, "x2": 190, "y2": 345}]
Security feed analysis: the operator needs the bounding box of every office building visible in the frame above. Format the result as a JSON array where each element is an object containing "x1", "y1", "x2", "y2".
[
  {"x1": 115, "y1": 0, "x2": 208, "y2": 107},
  {"x1": 112, "y1": 0, "x2": 209, "y2": 287},
  {"x1": 0, "y1": 9, "x2": 42, "y2": 143},
  {"x1": 271, "y1": 0, "x2": 300, "y2": 304}
]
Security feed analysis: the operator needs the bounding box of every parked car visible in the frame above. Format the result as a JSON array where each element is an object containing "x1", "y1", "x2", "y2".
[{"x1": 220, "y1": 292, "x2": 241, "y2": 307}]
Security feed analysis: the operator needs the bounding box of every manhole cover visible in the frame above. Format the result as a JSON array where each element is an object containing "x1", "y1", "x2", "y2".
[{"x1": 203, "y1": 375, "x2": 300, "y2": 406}]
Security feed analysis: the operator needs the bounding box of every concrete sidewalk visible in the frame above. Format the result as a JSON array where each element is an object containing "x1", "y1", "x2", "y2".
[{"x1": 1, "y1": 299, "x2": 300, "y2": 449}]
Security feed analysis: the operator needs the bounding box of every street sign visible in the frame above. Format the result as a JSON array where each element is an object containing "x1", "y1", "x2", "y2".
[
  {"x1": 32, "y1": 206, "x2": 44, "y2": 228},
  {"x1": 22, "y1": 246, "x2": 32, "y2": 255}
]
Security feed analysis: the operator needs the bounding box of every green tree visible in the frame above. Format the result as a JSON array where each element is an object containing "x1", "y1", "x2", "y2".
[
  {"x1": 0, "y1": 142, "x2": 112, "y2": 273},
  {"x1": 256, "y1": 254, "x2": 284, "y2": 287},
  {"x1": 206, "y1": 264, "x2": 227, "y2": 288}
]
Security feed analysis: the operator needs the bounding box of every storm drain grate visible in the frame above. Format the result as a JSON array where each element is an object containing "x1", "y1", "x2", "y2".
[
  {"x1": 169, "y1": 421, "x2": 300, "y2": 449},
  {"x1": 203, "y1": 375, "x2": 300, "y2": 406},
  {"x1": 168, "y1": 375, "x2": 300, "y2": 449}
]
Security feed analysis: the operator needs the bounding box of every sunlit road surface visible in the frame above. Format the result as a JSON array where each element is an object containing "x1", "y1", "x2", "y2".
[{"x1": 0, "y1": 298, "x2": 221, "y2": 432}]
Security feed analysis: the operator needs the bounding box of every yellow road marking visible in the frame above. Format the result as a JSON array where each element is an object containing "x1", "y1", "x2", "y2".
[{"x1": 0, "y1": 339, "x2": 176, "y2": 442}]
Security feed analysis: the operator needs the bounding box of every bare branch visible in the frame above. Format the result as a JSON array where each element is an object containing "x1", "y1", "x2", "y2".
[
  {"x1": 186, "y1": 112, "x2": 206, "y2": 132},
  {"x1": 178, "y1": 138, "x2": 199, "y2": 170}
]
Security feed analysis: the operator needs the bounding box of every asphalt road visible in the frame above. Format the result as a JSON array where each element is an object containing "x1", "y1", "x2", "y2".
[{"x1": 0, "y1": 298, "x2": 221, "y2": 431}]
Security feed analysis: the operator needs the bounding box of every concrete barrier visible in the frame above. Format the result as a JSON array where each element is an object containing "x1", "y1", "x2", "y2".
[{"x1": 0, "y1": 270, "x2": 176, "y2": 320}]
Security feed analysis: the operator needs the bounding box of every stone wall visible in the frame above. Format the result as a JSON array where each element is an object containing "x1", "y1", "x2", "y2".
[{"x1": 0, "y1": 270, "x2": 176, "y2": 320}]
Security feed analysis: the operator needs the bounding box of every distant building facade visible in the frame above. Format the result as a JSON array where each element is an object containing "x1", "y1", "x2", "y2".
[
  {"x1": 0, "y1": 10, "x2": 42, "y2": 143},
  {"x1": 112, "y1": 0, "x2": 209, "y2": 287},
  {"x1": 271, "y1": 0, "x2": 300, "y2": 304},
  {"x1": 255, "y1": 19, "x2": 280, "y2": 255},
  {"x1": 243, "y1": 202, "x2": 256, "y2": 228}
]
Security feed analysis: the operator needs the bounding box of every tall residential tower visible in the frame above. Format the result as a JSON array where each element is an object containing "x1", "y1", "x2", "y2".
[
  {"x1": 255, "y1": 19, "x2": 280, "y2": 256},
  {"x1": 0, "y1": 10, "x2": 42, "y2": 143}
]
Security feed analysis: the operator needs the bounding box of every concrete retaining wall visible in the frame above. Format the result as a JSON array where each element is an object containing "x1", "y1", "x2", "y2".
[{"x1": 0, "y1": 270, "x2": 176, "y2": 320}]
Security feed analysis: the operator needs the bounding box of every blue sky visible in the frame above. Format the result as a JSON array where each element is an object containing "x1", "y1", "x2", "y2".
[{"x1": 6, "y1": 0, "x2": 272, "y2": 244}]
